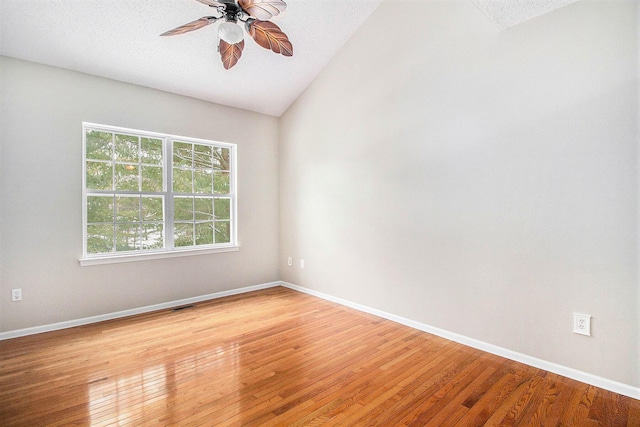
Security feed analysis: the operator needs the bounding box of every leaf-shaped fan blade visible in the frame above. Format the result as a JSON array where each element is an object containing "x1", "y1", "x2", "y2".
[
  {"x1": 160, "y1": 17, "x2": 217, "y2": 36},
  {"x1": 219, "y1": 40, "x2": 245, "y2": 70},
  {"x1": 195, "y1": 0, "x2": 225, "y2": 6},
  {"x1": 238, "y1": 0, "x2": 287, "y2": 20},
  {"x1": 248, "y1": 20, "x2": 293, "y2": 56}
]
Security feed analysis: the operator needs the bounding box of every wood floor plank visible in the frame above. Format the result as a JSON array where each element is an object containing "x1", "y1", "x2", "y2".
[{"x1": 0, "y1": 286, "x2": 638, "y2": 426}]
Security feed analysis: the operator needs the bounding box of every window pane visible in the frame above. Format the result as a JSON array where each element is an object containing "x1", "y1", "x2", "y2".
[
  {"x1": 87, "y1": 195, "x2": 114, "y2": 224},
  {"x1": 214, "y1": 198, "x2": 230, "y2": 220},
  {"x1": 115, "y1": 163, "x2": 139, "y2": 191},
  {"x1": 86, "y1": 161, "x2": 113, "y2": 190},
  {"x1": 142, "y1": 166, "x2": 163, "y2": 192},
  {"x1": 87, "y1": 224, "x2": 114, "y2": 254},
  {"x1": 142, "y1": 197, "x2": 163, "y2": 222},
  {"x1": 141, "y1": 137, "x2": 163, "y2": 165},
  {"x1": 86, "y1": 130, "x2": 112, "y2": 161},
  {"x1": 174, "y1": 197, "x2": 193, "y2": 221},
  {"x1": 116, "y1": 196, "x2": 140, "y2": 223},
  {"x1": 195, "y1": 198, "x2": 213, "y2": 221},
  {"x1": 215, "y1": 221, "x2": 230, "y2": 243},
  {"x1": 193, "y1": 144, "x2": 213, "y2": 169},
  {"x1": 84, "y1": 125, "x2": 235, "y2": 257},
  {"x1": 116, "y1": 224, "x2": 141, "y2": 251},
  {"x1": 142, "y1": 224, "x2": 164, "y2": 250},
  {"x1": 195, "y1": 222, "x2": 214, "y2": 245},
  {"x1": 194, "y1": 169, "x2": 213, "y2": 194},
  {"x1": 115, "y1": 134, "x2": 139, "y2": 163},
  {"x1": 175, "y1": 223, "x2": 194, "y2": 247},
  {"x1": 213, "y1": 147, "x2": 230, "y2": 170},
  {"x1": 213, "y1": 172, "x2": 230, "y2": 194},
  {"x1": 173, "y1": 168, "x2": 192, "y2": 193},
  {"x1": 173, "y1": 142, "x2": 192, "y2": 168}
]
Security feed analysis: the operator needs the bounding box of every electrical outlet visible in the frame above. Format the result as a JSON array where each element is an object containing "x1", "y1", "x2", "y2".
[
  {"x1": 300, "y1": 259, "x2": 305, "y2": 268},
  {"x1": 573, "y1": 313, "x2": 591, "y2": 336},
  {"x1": 12, "y1": 288, "x2": 22, "y2": 302},
  {"x1": 287, "y1": 257, "x2": 293, "y2": 267}
]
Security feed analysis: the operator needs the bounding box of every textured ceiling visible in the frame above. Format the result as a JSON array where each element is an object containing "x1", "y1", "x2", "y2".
[
  {"x1": 471, "y1": 0, "x2": 581, "y2": 29},
  {"x1": 1, "y1": 0, "x2": 581, "y2": 117},
  {"x1": 0, "y1": 0, "x2": 382, "y2": 117}
]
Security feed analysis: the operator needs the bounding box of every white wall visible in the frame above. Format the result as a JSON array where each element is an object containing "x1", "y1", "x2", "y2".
[
  {"x1": 280, "y1": 0, "x2": 639, "y2": 387},
  {"x1": 0, "y1": 56, "x2": 280, "y2": 332},
  {"x1": 637, "y1": 0, "x2": 640, "y2": 393}
]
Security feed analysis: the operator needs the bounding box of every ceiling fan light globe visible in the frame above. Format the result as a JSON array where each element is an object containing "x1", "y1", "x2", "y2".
[{"x1": 218, "y1": 22, "x2": 244, "y2": 44}]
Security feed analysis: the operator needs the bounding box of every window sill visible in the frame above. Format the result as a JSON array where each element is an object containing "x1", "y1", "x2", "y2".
[{"x1": 79, "y1": 245, "x2": 240, "y2": 266}]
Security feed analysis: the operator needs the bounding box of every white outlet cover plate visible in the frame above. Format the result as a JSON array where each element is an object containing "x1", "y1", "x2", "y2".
[{"x1": 573, "y1": 313, "x2": 591, "y2": 336}]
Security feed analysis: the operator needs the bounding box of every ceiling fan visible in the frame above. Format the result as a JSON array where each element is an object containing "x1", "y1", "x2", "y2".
[{"x1": 161, "y1": 0, "x2": 293, "y2": 70}]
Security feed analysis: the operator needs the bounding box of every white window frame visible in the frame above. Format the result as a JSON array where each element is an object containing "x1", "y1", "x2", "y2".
[{"x1": 80, "y1": 122, "x2": 239, "y2": 266}]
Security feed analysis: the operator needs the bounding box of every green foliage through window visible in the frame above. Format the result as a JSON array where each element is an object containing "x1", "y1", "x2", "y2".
[{"x1": 84, "y1": 124, "x2": 235, "y2": 257}]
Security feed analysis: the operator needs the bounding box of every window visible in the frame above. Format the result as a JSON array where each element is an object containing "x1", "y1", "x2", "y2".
[{"x1": 82, "y1": 123, "x2": 237, "y2": 265}]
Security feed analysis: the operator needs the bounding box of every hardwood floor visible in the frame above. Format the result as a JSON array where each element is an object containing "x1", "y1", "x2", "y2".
[{"x1": 0, "y1": 287, "x2": 638, "y2": 426}]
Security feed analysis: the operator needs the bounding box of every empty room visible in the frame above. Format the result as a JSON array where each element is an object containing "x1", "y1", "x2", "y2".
[{"x1": 1, "y1": 0, "x2": 639, "y2": 425}]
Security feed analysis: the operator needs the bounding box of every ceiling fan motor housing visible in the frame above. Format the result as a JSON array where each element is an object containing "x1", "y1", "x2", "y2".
[{"x1": 221, "y1": 1, "x2": 241, "y2": 23}]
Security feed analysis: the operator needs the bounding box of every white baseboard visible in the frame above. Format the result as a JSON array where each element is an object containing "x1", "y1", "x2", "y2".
[
  {"x1": 3, "y1": 279, "x2": 638, "y2": 400},
  {"x1": 0, "y1": 281, "x2": 281, "y2": 341},
  {"x1": 279, "y1": 281, "x2": 640, "y2": 400}
]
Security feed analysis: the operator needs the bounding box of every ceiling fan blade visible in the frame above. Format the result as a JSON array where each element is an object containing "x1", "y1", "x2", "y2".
[
  {"x1": 247, "y1": 20, "x2": 293, "y2": 56},
  {"x1": 160, "y1": 17, "x2": 218, "y2": 36},
  {"x1": 195, "y1": 0, "x2": 225, "y2": 7},
  {"x1": 219, "y1": 39, "x2": 245, "y2": 70},
  {"x1": 238, "y1": 0, "x2": 287, "y2": 20}
]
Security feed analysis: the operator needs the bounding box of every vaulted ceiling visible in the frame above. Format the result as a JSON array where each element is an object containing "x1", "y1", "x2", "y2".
[{"x1": 0, "y1": 0, "x2": 580, "y2": 117}]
